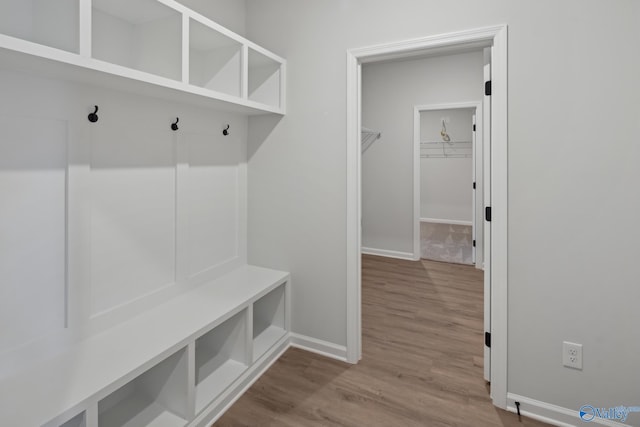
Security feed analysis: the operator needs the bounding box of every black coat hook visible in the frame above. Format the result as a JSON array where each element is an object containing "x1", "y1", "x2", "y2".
[
  {"x1": 88, "y1": 105, "x2": 99, "y2": 123},
  {"x1": 223, "y1": 124, "x2": 230, "y2": 136},
  {"x1": 171, "y1": 117, "x2": 179, "y2": 131}
]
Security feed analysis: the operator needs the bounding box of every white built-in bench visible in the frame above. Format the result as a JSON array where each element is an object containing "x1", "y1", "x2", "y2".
[{"x1": 0, "y1": 265, "x2": 290, "y2": 427}]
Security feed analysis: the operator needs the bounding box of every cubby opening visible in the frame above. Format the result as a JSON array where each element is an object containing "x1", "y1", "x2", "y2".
[
  {"x1": 0, "y1": 0, "x2": 79, "y2": 53},
  {"x1": 253, "y1": 284, "x2": 286, "y2": 361},
  {"x1": 98, "y1": 348, "x2": 189, "y2": 427},
  {"x1": 195, "y1": 310, "x2": 248, "y2": 414},
  {"x1": 189, "y1": 19, "x2": 242, "y2": 97},
  {"x1": 248, "y1": 48, "x2": 281, "y2": 108},
  {"x1": 59, "y1": 412, "x2": 85, "y2": 427},
  {"x1": 92, "y1": 0, "x2": 181, "y2": 81}
]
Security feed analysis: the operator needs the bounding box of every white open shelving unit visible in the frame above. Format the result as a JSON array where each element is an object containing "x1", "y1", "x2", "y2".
[
  {"x1": 0, "y1": 0, "x2": 285, "y2": 115},
  {"x1": 0, "y1": 4, "x2": 290, "y2": 426},
  {"x1": 0, "y1": 266, "x2": 290, "y2": 427}
]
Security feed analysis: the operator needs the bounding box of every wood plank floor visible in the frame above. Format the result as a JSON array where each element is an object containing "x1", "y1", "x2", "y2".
[{"x1": 215, "y1": 255, "x2": 550, "y2": 426}]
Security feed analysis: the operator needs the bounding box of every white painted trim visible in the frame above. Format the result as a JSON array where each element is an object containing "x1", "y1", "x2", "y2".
[
  {"x1": 413, "y1": 107, "x2": 421, "y2": 260},
  {"x1": 78, "y1": 0, "x2": 91, "y2": 58},
  {"x1": 507, "y1": 393, "x2": 630, "y2": 427},
  {"x1": 361, "y1": 247, "x2": 416, "y2": 261},
  {"x1": 489, "y1": 25, "x2": 508, "y2": 408},
  {"x1": 346, "y1": 51, "x2": 362, "y2": 364},
  {"x1": 289, "y1": 333, "x2": 348, "y2": 362},
  {"x1": 352, "y1": 26, "x2": 507, "y2": 64},
  {"x1": 182, "y1": 14, "x2": 190, "y2": 85},
  {"x1": 346, "y1": 24, "x2": 509, "y2": 408},
  {"x1": 420, "y1": 218, "x2": 473, "y2": 226},
  {"x1": 415, "y1": 101, "x2": 484, "y2": 111}
]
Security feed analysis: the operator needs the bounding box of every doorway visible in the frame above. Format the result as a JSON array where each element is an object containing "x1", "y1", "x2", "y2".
[
  {"x1": 415, "y1": 103, "x2": 482, "y2": 267},
  {"x1": 346, "y1": 25, "x2": 508, "y2": 408}
]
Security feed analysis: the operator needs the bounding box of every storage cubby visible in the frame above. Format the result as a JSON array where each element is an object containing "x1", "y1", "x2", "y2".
[
  {"x1": 0, "y1": 266, "x2": 288, "y2": 427},
  {"x1": 195, "y1": 310, "x2": 248, "y2": 414},
  {"x1": 98, "y1": 348, "x2": 189, "y2": 427},
  {"x1": 253, "y1": 284, "x2": 287, "y2": 361},
  {"x1": 59, "y1": 412, "x2": 85, "y2": 427},
  {"x1": 189, "y1": 18, "x2": 242, "y2": 97},
  {"x1": 248, "y1": 48, "x2": 282, "y2": 108},
  {"x1": 92, "y1": 0, "x2": 181, "y2": 81},
  {"x1": 0, "y1": 0, "x2": 79, "y2": 53}
]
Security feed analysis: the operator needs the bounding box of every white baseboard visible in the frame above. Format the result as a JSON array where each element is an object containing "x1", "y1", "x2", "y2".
[
  {"x1": 507, "y1": 393, "x2": 630, "y2": 427},
  {"x1": 289, "y1": 333, "x2": 348, "y2": 362},
  {"x1": 421, "y1": 217, "x2": 472, "y2": 226},
  {"x1": 361, "y1": 247, "x2": 416, "y2": 261}
]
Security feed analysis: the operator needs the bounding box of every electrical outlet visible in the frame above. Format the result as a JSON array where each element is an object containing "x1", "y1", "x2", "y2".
[{"x1": 563, "y1": 341, "x2": 583, "y2": 370}]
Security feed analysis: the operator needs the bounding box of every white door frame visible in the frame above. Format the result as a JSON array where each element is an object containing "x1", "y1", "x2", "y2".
[
  {"x1": 413, "y1": 102, "x2": 483, "y2": 263},
  {"x1": 346, "y1": 24, "x2": 508, "y2": 408}
]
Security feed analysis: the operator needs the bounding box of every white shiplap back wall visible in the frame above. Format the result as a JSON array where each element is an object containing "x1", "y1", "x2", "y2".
[{"x1": 0, "y1": 69, "x2": 248, "y2": 377}]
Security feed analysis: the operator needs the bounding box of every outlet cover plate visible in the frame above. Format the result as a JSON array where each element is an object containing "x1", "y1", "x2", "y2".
[{"x1": 563, "y1": 341, "x2": 583, "y2": 370}]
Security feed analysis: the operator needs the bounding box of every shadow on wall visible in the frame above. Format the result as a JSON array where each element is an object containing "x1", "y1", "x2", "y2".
[{"x1": 247, "y1": 114, "x2": 283, "y2": 160}]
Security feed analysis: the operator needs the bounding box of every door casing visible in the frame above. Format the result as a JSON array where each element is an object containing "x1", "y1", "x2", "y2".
[{"x1": 346, "y1": 24, "x2": 508, "y2": 408}]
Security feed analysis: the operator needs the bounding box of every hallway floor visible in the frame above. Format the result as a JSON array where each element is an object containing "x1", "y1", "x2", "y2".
[{"x1": 215, "y1": 255, "x2": 550, "y2": 426}]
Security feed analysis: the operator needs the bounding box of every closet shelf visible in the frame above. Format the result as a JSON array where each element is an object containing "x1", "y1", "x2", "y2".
[
  {"x1": 361, "y1": 127, "x2": 381, "y2": 153},
  {"x1": 0, "y1": 0, "x2": 286, "y2": 116},
  {"x1": 421, "y1": 140, "x2": 472, "y2": 158}
]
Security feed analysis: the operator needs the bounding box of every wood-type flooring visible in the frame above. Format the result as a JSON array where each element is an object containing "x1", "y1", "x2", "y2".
[{"x1": 215, "y1": 255, "x2": 550, "y2": 426}]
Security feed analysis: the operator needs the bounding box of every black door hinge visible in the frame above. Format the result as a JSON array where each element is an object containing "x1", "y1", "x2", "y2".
[
  {"x1": 485, "y1": 80, "x2": 492, "y2": 96},
  {"x1": 473, "y1": 182, "x2": 476, "y2": 190},
  {"x1": 473, "y1": 239, "x2": 476, "y2": 247},
  {"x1": 473, "y1": 124, "x2": 476, "y2": 132},
  {"x1": 485, "y1": 206, "x2": 492, "y2": 222},
  {"x1": 485, "y1": 332, "x2": 491, "y2": 348}
]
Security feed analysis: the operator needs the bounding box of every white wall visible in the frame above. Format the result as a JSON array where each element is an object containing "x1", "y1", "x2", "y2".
[
  {"x1": 420, "y1": 108, "x2": 474, "y2": 222},
  {"x1": 360, "y1": 52, "x2": 482, "y2": 254},
  {"x1": 245, "y1": 0, "x2": 640, "y2": 422}
]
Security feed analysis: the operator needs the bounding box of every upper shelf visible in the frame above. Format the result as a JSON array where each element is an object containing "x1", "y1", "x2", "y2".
[{"x1": 0, "y1": 0, "x2": 286, "y2": 115}]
